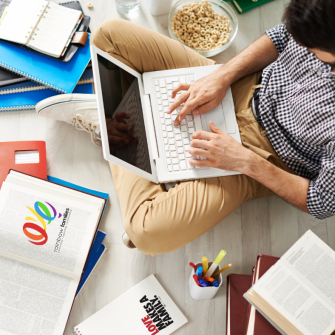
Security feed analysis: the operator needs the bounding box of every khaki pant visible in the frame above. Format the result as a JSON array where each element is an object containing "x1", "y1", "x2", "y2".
[{"x1": 91, "y1": 19, "x2": 293, "y2": 256}]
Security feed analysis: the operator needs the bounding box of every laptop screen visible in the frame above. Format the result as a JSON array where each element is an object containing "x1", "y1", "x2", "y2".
[{"x1": 97, "y1": 55, "x2": 152, "y2": 174}]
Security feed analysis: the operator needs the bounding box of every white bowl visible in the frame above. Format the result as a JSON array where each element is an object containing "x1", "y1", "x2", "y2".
[{"x1": 168, "y1": 0, "x2": 238, "y2": 57}]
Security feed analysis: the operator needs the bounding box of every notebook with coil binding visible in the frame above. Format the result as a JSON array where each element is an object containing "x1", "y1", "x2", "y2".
[
  {"x1": 0, "y1": 0, "x2": 83, "y2": 58},
  {"x1": 73, "y1": 275, "x2": 188, "y2": 335},
  {"x1": 0, "y1": 34, "x2": 91, "y2": 93},
  {"x1": 0, "y1": 67, "x2": 94, "y2": 112}
]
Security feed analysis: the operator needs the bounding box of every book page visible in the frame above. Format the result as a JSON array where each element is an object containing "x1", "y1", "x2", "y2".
[
  {"x1": 28, "y1": 1, "x2": 82, "y2": 57},
  {"x1": 280, "y1": 230, "x2": 335, "y2": 310},
  {"x1": 0, "y1": 0, "x2": 46, "y2": 45},
  {"x1": 252, "y1": 262, "x2": 335, "y2": 335},
  {"x1": 0, "y1": 255, "x2": 78, "y2": 335},
  {"x1": 0, "y1": 181, "x2": 103, "y2": 278}
]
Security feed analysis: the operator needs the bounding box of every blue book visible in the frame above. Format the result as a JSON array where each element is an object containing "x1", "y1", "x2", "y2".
[
  {"x1": 0, "y1": 34, "x2": 91, "y2": 93},
  {"x1": 0, "y1": 67, "x2": 94, "y2": 112},
  {"x1": 76, "y1": 236, "x2": 107, "y2": 295},
  {"x1": 46, "y1": 175, "x2": 109, "y2": 296}
]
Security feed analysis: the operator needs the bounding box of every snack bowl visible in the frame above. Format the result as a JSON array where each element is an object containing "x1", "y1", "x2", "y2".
[{"x1": 168, "y1": 0, "x2": 238, "y2": 58}]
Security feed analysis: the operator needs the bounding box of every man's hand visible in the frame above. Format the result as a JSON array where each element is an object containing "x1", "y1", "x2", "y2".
[
  {"x1": 106, "y1": 112, "x2": 138, "y2": 151},
  {"x1": 188, "y1": 121, "x2": 250, "y2": 171},
  {"x1": 167, "y1": 67, "x2": 230, "y2": 126},
  {"x1": 190, "y1": 122, "x2": 310, "y2": 214}
]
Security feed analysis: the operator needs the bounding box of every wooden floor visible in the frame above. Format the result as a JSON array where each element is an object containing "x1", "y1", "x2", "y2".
[{"x1": 1, "y1": 0, "x2": 334, "y2": 334}]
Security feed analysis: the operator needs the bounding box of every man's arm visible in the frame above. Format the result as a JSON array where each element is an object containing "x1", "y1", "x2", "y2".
[
  {"x1": 189, "y1": 122, "x2": 310, "y2": 213},
  {"x1": 168, "y1": 34, "x2": 279, "y2": 126}
]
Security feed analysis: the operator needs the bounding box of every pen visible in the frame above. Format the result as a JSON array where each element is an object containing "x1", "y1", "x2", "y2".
[
  {"x1": 195, "y1": 266, "x2": 203, "y2": 278},
  {"x1": 202, "y1": 256, "x2": 208, "y2": 274},
  {"x1": 189, "y1": 262, "x2": 197, "y2": 271},
  {"x1": 204, "y1": 250, "x2": 226, "y2": 277},
  {"x1": 198, "y1": 278, "x2": 209, "y2": 287},
  {"x1": 212, "y1": 263, "x2": 232, "y2": 277},
  {"x1": 193, "y1": 274, "x2": 201, "y2": 286},
  {"x1": 213, "y1": 280, "x2": 219, "y2": 287}
]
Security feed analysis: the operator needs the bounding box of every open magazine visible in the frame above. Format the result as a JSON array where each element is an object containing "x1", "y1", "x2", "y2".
[
  {"x1": 244, "y1": 230, "x2": 335, "y2": 335},
  {"x1": 0, "y1": 171, "x2": 105, "y2": 335}
]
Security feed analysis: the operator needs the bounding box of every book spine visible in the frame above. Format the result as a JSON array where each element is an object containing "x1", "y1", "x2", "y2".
[
  {"x1": 0, "y1": 85, "x2": 48, "y2": 95},
  {"x1": 0, "y1": 61, "x2": 65, "y2": 93},
  {"x1": 0, "y1": 78, "x2": 93, "y2": 112},
  {"x1": 0, "y1": 105, "x2": 35, "y2": 112}
]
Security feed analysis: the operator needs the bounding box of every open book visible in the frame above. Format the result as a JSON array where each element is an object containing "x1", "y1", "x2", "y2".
[
  {"x1": 0, "y1": 171, "x2": 106, "y2": 335},
  {"x1": 0, "y1": 0, "x2": 82, "y2": 58},
  {"x1": 244, "y1": 230, "x2": 335, "y2": 335}
]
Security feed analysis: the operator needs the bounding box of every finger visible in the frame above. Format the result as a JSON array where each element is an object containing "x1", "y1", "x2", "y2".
[
  {"x1": 192, "y1": 100, "x2": 218, "y2": 116},
  {"x1": 115, "y1": 112, "x2": 130, "y2": 122},
  {"x1": 192, "y1": 130, "x2": 215, "y2": 141},
  {"x1": 209, "y1": 121, "x2": 225, "y2": 135},
  {"x1": 188, "y1": 148, "x2": 209, "y2": 158},
  {"x1": 190, "y1": 139, "x2": 210, "y2": 149},
  {"x1": 171, "y1": 83, "x2": 190, "y2": 98},
  {"x1": 167, "y1": 91, "x2": 190, "y2": 114},
  {"x1": 174, "y1": 98, "x2": 199, "y2": 126},
  {"x1": 115, "y1": 122, "x2": 132, "y2": 132},
  {"x1": 108, "y1": 136, "x2": 129, "y2": 146},
  {"x1": 188, "y1": 158, "x2": 212, "y2": 167}
]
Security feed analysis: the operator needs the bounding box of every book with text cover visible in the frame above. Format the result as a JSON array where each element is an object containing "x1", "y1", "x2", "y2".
[
  {"x1": 0, "y1": 171, "x2": 106, "y2": 335},
  {"x1": 244, "y1": 230, "x2": 335, "y2": 335},
  {"x1": 73, "y1": 274, "x2": 188, "y2": 335}
]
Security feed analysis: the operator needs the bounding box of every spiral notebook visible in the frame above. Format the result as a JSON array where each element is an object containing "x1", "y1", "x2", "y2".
[
  {"x1": 0, "y1": 33, "x2": 91, "y2": 93},
  {"x1": 0, "y1": 0, "x2": 83, "y2": 58},
  {"x1": 73, "y1": 275, "x2": 188, "y2": 335},
  {"x1": 0, "y1": 67, "x2": 94, "y2": 112}
]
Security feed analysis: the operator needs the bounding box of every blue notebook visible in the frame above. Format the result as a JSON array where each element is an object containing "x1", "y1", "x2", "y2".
[
  {"x1": 46, "y1": 175, "x2": 109, "y2": 296},
  {"x1": 0, "y1": 34, "x2": 91, "y2": 93},
  {"x1": 0, "y1": 67, "x2": 94, "y2": 112}
]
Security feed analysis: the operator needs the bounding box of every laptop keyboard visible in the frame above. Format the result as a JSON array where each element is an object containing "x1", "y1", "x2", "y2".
[{"x1": 154, "y1": 76, "x2": 207, "y2": 172}]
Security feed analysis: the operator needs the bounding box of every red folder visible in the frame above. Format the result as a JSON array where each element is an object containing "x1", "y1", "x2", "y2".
[
  {"x1": 245, "y1": 255, "x2": 280, "y2": 335},
  {"x1": 0, "y1": 141, "x2": 47, "y2": 188},
  {"x1": 226, "y1": 274, "x2": 252, "y2": 335}
]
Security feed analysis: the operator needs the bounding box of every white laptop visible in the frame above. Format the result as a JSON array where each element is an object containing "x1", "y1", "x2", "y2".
[{"x1": 91, "y1": 45, "x2": 242, "y2": 183}]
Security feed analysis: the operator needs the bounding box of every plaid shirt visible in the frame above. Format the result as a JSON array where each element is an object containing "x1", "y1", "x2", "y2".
[{"x1": 260, "y1": 24, "x2": 335, "y2": 219}]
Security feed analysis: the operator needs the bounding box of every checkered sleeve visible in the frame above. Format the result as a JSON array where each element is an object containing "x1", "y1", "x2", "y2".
[
  {"x1": 265, "y1": 23, "x2": 291, "y2": 54},
  {"x1": 307, "y1": 144, "x2": 335, "y2": 219}
]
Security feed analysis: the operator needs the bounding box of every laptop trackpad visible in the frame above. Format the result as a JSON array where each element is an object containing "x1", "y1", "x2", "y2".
[
  {"x1": 201, "y1": 103, "x2": 227, "y2": 133},
  {"x1": 201, "y1": 101, "x2": 236, "y2": 135}
]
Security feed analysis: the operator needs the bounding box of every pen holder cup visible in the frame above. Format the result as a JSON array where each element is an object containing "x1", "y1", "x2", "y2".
[{"x1": 189, "y1": 262, "x2": 222, "y2": 300}]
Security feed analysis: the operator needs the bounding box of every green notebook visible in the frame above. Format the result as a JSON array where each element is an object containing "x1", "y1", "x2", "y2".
[{"x1": 225, "y1": 0, "x2": 274, "y2": 14}]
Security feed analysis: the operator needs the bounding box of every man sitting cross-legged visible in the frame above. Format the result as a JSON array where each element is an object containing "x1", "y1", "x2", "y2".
[{"x1": 37, "y1": 0, "x2": 335, "y2": 256}]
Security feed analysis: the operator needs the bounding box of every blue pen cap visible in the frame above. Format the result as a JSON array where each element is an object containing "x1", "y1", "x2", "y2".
[
  {"x1": 195, "y1": 266, "x2": 203, "y2": 277},
  {"x1": 199, "y1": 278, "x2": 206, "y2": 285},
  {"x1": 213, "y1": 281, "x2": 219, "y2": 287}
]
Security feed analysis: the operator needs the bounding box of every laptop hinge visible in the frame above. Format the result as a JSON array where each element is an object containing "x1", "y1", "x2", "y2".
[{"x1": 143, "y1": 94, "x2": 159, "y2": 160}]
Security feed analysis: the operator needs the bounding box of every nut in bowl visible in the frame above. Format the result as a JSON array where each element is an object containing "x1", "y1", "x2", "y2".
[{"x1": 169, "y1": 0, "x2": 238, "y2": 57}]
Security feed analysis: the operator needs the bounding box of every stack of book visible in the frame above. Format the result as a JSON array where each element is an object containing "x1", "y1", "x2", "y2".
[
  {"x1": 0, "y1": 141, "x2": 109, "y2": 335},
  {"x1": 0, "y1": 0, "x2": 93, "y2": 112},
  {"x1": 227, "y1": 231, "x2": 335, "y2": 335}
]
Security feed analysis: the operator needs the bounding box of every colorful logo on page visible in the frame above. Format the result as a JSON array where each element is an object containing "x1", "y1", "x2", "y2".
[{"x1": 23, "y1": 201, "x2": 62, "y2": 245}]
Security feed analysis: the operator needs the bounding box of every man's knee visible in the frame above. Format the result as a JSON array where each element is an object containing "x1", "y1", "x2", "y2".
[
  {"x1": 123, "y1": 207, "x2": 181, "y2": 256},
  {"x1": 91, "y1": 19, "x2": 131, "y2": 49}
]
